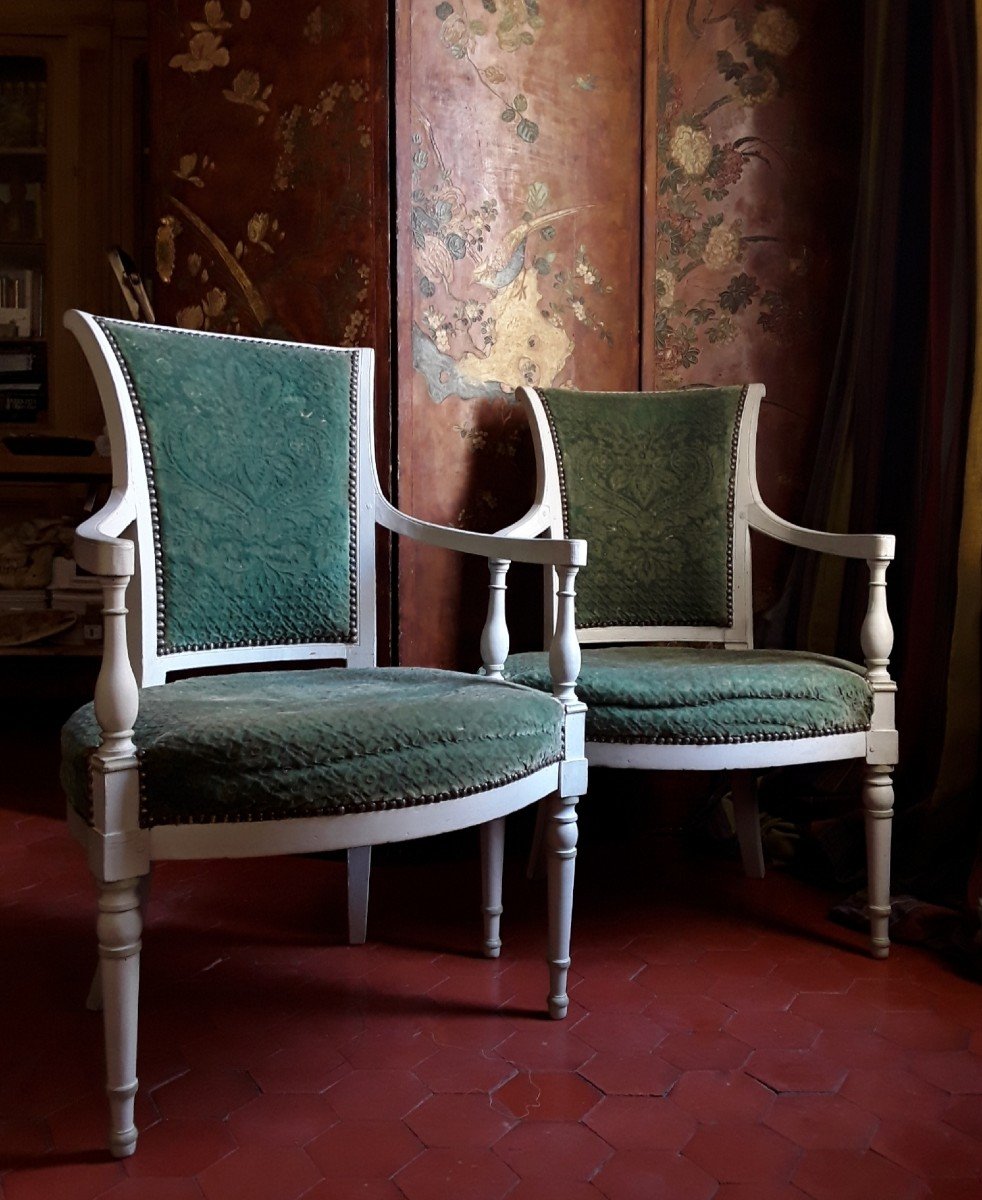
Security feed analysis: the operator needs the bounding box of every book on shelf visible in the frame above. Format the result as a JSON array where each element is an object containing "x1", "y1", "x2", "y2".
[
  {"x1": 0, "y1": 267, "x2": 40, "y2": 336},
  {"x1": 0, "y1": 79, "x2": 47, "y2": 149}
]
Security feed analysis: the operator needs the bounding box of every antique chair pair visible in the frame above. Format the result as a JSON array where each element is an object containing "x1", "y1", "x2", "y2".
[
  {"x1": 501, "y1": 383, "x2": 897, "y2": 959},
  {"x1": 60, "y1": 313, "x2": 587, "y2": 1157}
]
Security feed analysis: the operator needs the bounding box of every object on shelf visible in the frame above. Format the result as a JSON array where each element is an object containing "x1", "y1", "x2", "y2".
[
  {"x1": 0, "y1": 608, "x2": 76, "y2": 647},
  {"x1": 107, "y1": 246, "x2": 155, "y2": 323},
  {"x1": 0, "y1": 73, "x2": 46, "y2": 149},
  {"x1": 0, "y1": 516, "x2": 73, "y2": 589},
  {"x1": 49, "y1": 556, "x2": 104, "y2": 645}
]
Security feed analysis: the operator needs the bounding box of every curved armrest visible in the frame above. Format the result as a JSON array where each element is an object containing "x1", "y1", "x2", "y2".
[
  {"x1": 375, "y1": 495, "x2": 585, "y2": 567},
  {"x1": 75, "y1": 489, "x2": 137, "y2": 577},
  {"x1": 492, "y1": 503, "x2": 554, "y2": 539},
  {"x1": 748, "y1": 499, "x2": 895, "y2": 561}
]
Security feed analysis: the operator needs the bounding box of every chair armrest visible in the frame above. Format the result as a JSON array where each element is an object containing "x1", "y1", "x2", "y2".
[
  {"x1": 491, "y1": 503, "x2": 554, "y2": 539},
  {"x1": 375, "y1": 495, "x2": 585, "y2": 567},
  {"x1": 74, "y1": 489, "x2": 137, "y2": 578},
  {"x1": 376, "y1": 495, "x2": 584, "y2": 702},
  {"x1": 747, "y1": 499, "x2": 895, "y2": 561},
  {"x1": 749, "y1": 499, "x2": 896, "y2": 700}
]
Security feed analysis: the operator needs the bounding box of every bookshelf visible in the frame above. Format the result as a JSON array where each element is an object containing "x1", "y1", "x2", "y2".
[
  {"x1": 0, "y1": 2, "x2": 146, "y2": 657},
  {"x1": 0, "y1": 57, "x2": 47, "y2": 424}
]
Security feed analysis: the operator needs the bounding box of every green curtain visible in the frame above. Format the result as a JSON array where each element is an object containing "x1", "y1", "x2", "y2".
[{"x1": 779, "y1": 0, "x2": 980, "y2": 930}]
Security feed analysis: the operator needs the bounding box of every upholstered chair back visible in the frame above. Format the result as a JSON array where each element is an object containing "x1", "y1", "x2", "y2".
[
  {"x1": 534, "y1": 385, "x2": 755, "y2": 643},
  {"x1": 86, "y1": 318, "x2": 375, "y2": 684}
]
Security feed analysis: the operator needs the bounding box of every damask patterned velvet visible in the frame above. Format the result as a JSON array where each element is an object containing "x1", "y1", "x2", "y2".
[
  {"x1": 61, "y1": 668, "x2": 564, "y2": 826},
  {"x1": 538, "y1": 386, "x2": 745, "y2": 628},
  {"x1": 504, "y1": 646, "x2": 873, "y2": 744},
  {"x1": 99, "y1": 319, "x2": 359, "y2": 652}
]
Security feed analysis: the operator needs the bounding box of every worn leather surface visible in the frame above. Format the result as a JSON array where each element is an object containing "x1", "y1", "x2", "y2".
[
  {"x1": 538, "y1": 386, "x2": 745, "y2": 629},
  {"x1": 100, "y1": 319, "x2": 359, "y2": 652},
  {"x1": 504, "y1": 646, "x2": 873, "y2": 743},
  {"x1": 62, "y1": 667, "x2": 564, "y2": 827}
]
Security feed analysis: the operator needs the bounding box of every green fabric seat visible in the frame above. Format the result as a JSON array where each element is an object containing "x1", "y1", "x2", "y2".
[
  {"x1": 503, "y1": 647, "x2": 873, "y2": 745},
  {"x1": 62, "y1": 668, "x2": 564, "y2": 828}
]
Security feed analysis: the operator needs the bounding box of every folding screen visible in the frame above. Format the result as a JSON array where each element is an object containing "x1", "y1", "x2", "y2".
[{"x1": 149, "y1": 0, "x2": 862, "y2": 668}]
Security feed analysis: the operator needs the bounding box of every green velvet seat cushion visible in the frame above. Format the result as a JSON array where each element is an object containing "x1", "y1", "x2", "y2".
[
  {"x1": 61, "y1": 668, "x2": 564, "y2": 827},
  {"x1": 503, "y1": 647, "x2": 873, "y2": 744}
]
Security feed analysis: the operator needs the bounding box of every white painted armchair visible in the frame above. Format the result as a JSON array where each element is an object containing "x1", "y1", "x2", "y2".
[
  {"x1": 501, "y1": 384, "x2": 897, "y2": 958},
  {"x1": 60, "y1": 313, "x2": 587, "y2": 1157}
]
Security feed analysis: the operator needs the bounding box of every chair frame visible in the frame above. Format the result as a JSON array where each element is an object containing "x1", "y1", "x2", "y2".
[
  {"x1": 510, "y1": 382, "x2": 897, "y2": 957},
  {"x1": 64, "y1": 311, "x2": 587, "y2": 1157}
]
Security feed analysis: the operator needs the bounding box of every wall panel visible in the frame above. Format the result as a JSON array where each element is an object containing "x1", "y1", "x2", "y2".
[
  {"x1": 645, "y1": 0, "x2": 862, "y2": 615},
  {"x1": 395, "y1": 0, "x2": 644, "y2": 666}
]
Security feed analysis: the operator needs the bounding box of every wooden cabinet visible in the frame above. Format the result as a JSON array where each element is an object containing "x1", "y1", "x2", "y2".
[
  {"x1": 0, "y1": 0, "x2": 147, "y2": 462},
  {"x1": 0, "y1": 1, "x2": 147, "y2": 655}
]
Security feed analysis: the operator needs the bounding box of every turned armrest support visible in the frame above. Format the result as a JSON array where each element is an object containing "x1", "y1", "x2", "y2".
[
  {"x1": 479, "y1": 557, "x2": 581, "y2": 703},
  {"x1": 91, "y1": 573, "x2": 139, "y2": 766},
  {"x1": 748, "y1": 500, "x2": 895, "y2": 691},
  {"x1": 74, "y1": 493, "x2": 140, "y2": 764},
  {"x1": 747, "y1": 499, "x2": 895, "y2": 561},
  {"x1": 861, "y1": 557, "x2": 895, "y2": 691},
  {"x1": 375, "y1": 495, "x2": 585, "y2": 568}
]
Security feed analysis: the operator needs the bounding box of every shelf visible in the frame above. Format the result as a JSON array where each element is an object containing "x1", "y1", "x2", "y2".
[
  {"x1": 0, "y1": 446, "x2": 110, "y2": 478},
  {"x1": 0, "y1": 643, "x2": 100, "y2": 657},
  {"x1": 0, "y1": 146, "x2": 45, "y2": 156}
]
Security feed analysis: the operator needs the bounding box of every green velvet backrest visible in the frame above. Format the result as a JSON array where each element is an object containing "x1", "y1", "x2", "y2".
[
  {"x1": 97, "y1": 318, "x2": 361, "y2": 654},
  {"x1": 537, "y1": 386, "x2": 748, "y2": 629}
]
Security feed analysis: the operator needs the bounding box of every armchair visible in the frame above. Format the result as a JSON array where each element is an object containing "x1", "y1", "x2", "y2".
[
  {"x1": 60, "y1": 312, "x2": 586, "y2": 1157},
  {"x1": 501, "y1": 384, "x2": 896, "y2": 957}
]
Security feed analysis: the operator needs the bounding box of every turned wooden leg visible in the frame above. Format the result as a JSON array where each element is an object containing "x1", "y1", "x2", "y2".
[
  {"x1": 863, "y1": 764, "x2": 894, "y2": 958},
  {"x1": 731, "y1": 771, "x2": 765, "y2": 880},
  {"x1": 98, "y1": 877, "x2": 143, "y2": 1157},
  {"x1": 480, "y1": 818, "x2": 506, "y2": 958},
  {"x1": 346, "y1": 846, "x2": 371, "y2": 946},
  {"x1": 545, "y1": 792, "x2": 578, "y2": 1019},
  {"x1": 88, "y1": 872, "x2": 151, "y2": 1013}
]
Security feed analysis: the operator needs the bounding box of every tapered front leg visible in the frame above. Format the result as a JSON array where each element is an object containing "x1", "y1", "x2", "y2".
[
  {"x1": 97, "y1": 877, "x2": 143, "y2": 1157},
  {"x1": 480, "y1": 818, "x2": 505, "y2": 958},
  {"x1": 346, "y1": 846, "x2": 371, "y2": 946},
  {"x1": 863, "y1": 764, "x2": 894, "y2": 958},
  {"x1": 545, "y1": 792, "x2": 578, "y2": 1019}
]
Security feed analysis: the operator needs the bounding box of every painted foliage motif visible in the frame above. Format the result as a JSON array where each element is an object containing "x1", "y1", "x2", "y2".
[
  {"x1": 654, "y1": 2, "x2": 806, "y2": 381},
  {"x1": 409, "y1": 2, "x2": 618, "y2": 413},
  {"x1": 397, "y1": 0, "x2": 642, "y2": 664},
  {"x1": 152, "y1": 0, "x2": 385, "y2": 349}
]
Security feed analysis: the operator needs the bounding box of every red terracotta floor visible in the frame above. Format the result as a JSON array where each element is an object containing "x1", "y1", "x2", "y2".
[{"x1": 2, "y1": 730, "x2": 982, "y2": 1199}]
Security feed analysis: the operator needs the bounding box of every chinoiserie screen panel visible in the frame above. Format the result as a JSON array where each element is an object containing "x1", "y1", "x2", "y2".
[
  {"x1": 643, "y1": 0, "x2": 863, "y2": 624},
  {"x1": 394, "y1": 0, "x2": 645, "y2": 667}
]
